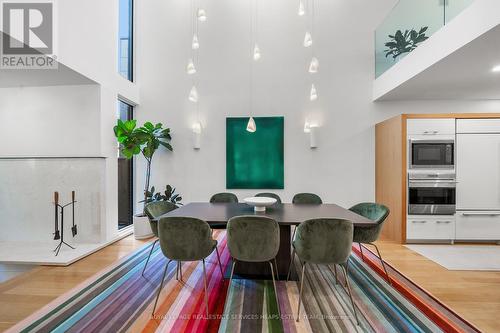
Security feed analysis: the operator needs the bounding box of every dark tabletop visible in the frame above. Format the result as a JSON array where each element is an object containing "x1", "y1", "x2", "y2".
[{"x1": 155, "y1": 202, "x2": 376, "y2": 227}]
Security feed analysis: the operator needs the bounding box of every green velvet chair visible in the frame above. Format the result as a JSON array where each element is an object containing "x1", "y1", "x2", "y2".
[
  {"x1": 143, "y1": 201, "x2": 178, "y2": 276},
  {"x1": 291, "y1": 193, "x2": 323, "y2": 241},
  {"x1": 226, "y1": 215, "x2": 281, "y2": 315},
  {"x1": 255, "y1": 192, "x2": 282, "y2": 204},
  {"x1": 209, "y1": 192, "x2": 239, "y2": 229},
  {"x1": 287, "y1": 218, "x2": 359, "y2": 325},
  {"x1": 152, "y1": 217, "x2": 224, "y2": 316},
  {"x1": 349, "y1": 202, "x2": 391, "y2": 285},
  {"x1": 292, "y1": 193, "x2": 322, "y2": 205}
]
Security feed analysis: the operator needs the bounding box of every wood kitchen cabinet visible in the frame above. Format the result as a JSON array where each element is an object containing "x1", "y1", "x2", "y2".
[{"x1": 376, "y1": 113, "x2": 500, "y2": 244}]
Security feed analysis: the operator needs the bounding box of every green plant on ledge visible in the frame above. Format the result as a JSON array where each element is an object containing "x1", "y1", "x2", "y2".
[
  {"x1": 114, "y1": 120, "x2": 172, "y2": 212},
  {"x1": 384, "y1": 27, "x2": 429, "y2": 60},
  {"x1": 140, "y1": 185, "x2": 183, "y2": 206}
]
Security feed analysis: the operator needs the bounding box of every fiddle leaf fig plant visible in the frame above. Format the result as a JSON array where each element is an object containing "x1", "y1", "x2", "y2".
[
  {"x1": 114, "y1": 119, "x2": 172, "y2": 212},
  {"x1": 384, "y1": 27, "x2": 428, "y2": 60}
]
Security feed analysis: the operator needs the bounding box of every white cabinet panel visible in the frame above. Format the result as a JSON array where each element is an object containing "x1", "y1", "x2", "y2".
[
  {"x1": 407, "y1": 119, "x2": 455, "y2": 136},
  {"x1": 407, "y1": 216, "x2": 455, "y2": 240},
  {"x1": 456, "y1": 134, "x2": 500, "y2": 210},
  {"x1": 456, "y1": 211, "x2": 500, "y2": 240},
  {"x1": 456, "y1": 119, "x2": 500, "y2": 134}
]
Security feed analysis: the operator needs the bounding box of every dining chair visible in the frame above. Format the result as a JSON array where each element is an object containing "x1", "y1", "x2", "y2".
[
  {"x1": 209, "y1": 192, "x2": 239, "y2": 229},
  {"x1": 226, "y1": 215, "x2": 281, "y2": 315},
  {"x1": 143, "y1": 201, "x2": 178, "y2": 277},
  {"x1": 291, "y1": 193, "x2": 323, "y2": 241},
  {"x1": 255, "y1": 192, "x2": 282, "y2": 204},
  {"x1": 349, "y1": 202, "x2": 391, "y2": 285},
  {"x1": 152, "y1": 217, "x2": 225, "y2": 316},
  {"x1": 292, "y1": 193, "x2": 323, "y2": 205},
  {"x1": 287, "y1": 218, "x2": 359, "y2": 325}
]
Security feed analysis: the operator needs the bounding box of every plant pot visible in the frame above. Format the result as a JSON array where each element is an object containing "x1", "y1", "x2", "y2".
[{"x1": 133, "y1": 214, "x2": 154, "y2": 240}]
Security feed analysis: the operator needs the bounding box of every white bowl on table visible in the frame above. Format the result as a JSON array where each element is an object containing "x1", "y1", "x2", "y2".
[{"x1": 244, "y1": 197, "x2": 277, "y2": 212}]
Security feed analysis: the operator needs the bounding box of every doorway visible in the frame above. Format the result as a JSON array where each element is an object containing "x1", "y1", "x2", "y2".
[{"x1": 117, "y1": 100, "x2": 134, "y2": 229}]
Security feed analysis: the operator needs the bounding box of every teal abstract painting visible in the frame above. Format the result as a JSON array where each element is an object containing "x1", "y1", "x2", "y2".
[{"x1": 226, "y1": 117, "x2": 284, "y2": 189}]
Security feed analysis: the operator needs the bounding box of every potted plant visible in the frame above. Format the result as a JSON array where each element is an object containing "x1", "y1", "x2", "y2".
[
  {"x1": 114, "y1": 120, "x2": 172, "y2": 239},
  {"x1": 141, "y1": 185, "x2": 183, "y2": 206},
  {"x1": 384, "y1": 27, "x2": 428, "y2": 61}
]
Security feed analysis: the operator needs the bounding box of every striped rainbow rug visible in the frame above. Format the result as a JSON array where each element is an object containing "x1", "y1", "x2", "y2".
[{"x1": 9, "y1": 231, "x2": 478, "y2": 333}]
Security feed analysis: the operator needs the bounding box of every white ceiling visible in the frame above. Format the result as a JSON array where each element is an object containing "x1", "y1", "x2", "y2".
[{"x1": 377, "y1": 24, "x2": 500, "y2": 100}]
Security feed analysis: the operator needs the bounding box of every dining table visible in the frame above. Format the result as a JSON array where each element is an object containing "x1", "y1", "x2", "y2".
[{"x1": 155, "y1": 202, "x2": 376, "y2": 279}]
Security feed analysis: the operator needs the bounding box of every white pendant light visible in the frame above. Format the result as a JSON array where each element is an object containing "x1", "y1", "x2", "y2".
[
  {"x1": 310, "y1": 84, "x2": 318, "y2": 101},
  {"x1": 308, "y1": 57, "x2": 319, "y2": 73},
  {"x1": 253, "y1": 44, "x2": 261, "y2": 61},
  {"x1": 298, "y1": 0, "x2": 305, "y2": 16},
  {"x1": 303, "y1": 31, "x2": 313, "y2": 47},
  {"x1": 189, "y1": 86, "x2": 199, "y2": 103},
  {"x1": 246, "y1": 117, "x2": 257, "y2": 132},
  {"x1": 197, "y1": 8, "x2": 207, "y2": 22},
  {"x1": 192, "y1": 34, "x2": 199, "y2": 50},
  {"x1": 186, "y1": 59, "x2": 196, "y2": 74}
]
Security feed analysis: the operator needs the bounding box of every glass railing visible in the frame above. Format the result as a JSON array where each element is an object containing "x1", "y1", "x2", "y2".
[{"x1": 375, "y1": 0, "x2": 475, "y2": 78}]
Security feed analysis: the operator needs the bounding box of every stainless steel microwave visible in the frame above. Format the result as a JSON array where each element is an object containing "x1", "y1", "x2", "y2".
[{"x1": 409, "y1": 139, "x2": 454, "y2": 169}]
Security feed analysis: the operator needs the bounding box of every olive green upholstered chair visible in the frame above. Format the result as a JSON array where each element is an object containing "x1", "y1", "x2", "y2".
[
  {"x1": 287, "y1": 218, "x2": 359, "y2": 325},
  {"x1": 143, "y1": 201, "x2": 178, "y2": 276},
  {"x1": 210, "y1": 192, "x2": 239, "y2": 203},
  {"x1": 349, "y1": 202, "x2": 391, "y2": 285},
  {"x1": 292, "y1": 193, "x2": 322, "y2": 205},
  {"x1": 152, "y1": 217, "x2": 224, "y2": 316},
  {"x1": 255, "y1": 192, "x2": 282, "y2": 204},
  {"x1": 209, "y1": 192, "x2": 239, "y2": 229},
  {"x1": 291, "y1": 193, "x2": 323, "y2": 241},
  {"x1": 226, "y1": 216, "x2": 281, "y2": 315}
]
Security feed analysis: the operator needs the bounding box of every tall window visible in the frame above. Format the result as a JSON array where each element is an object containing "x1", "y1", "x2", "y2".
[
  {"x1": 119, "y1": 0, "x2": 133, "y2": 81},
  {"x1": 117, "y1": 100, "x2": 134, "y2": 229}
]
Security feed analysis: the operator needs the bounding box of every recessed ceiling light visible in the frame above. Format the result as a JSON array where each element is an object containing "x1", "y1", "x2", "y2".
[{"x1": 492, "y1": 65, "x2": 500, "y2": 72}]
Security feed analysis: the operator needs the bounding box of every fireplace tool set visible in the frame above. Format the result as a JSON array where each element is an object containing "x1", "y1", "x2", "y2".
[{"x1": 53, "y1": 191, "x2": 77, "y2": 256}]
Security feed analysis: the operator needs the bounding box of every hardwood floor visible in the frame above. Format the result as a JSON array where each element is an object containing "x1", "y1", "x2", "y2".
[
  {"x1": 0, "y1": 236, "x2": 148, "y2": 332},
  {"x1": 0, "y1": 237, "x2": 499, "y2": 332},
  {"x1": 375, "y1": 241, "x2": 500, "y2": 333}
]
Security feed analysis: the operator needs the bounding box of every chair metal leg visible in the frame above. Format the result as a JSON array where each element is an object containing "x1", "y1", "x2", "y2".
[
  {"x1": 176, "y1": 261, "x2": 179, "y2": 280},
  {"x1": 273, "y1": 258, "x2": 279, "y2": 281},
  {"x1": 215, "y1": 246, "x2": 225, "y2": 280},
  {"x1": 291, "y1": 226, "x2": 296, "y2": 244},
  {"x1": 296, "y1": 262, "x2": 306, "y2": 322},
  {"x1": 179, "y1": 261, "x2": 183, "y2": 280},
  {"x1": 369, "y1": 242, "x2": 392, "y2": 286},
  {"x1": 152, "y1": 259, "x2": 172, "y2": 315},
  {"x1": 269, "y1": 260, "x2": 281, "y2": 317},
  {"x1": 202, "y1": 259, "x2": 209, "y2": 318},
  {"x1": 287, "y1": 248, "x2": 296, "y2": 281},
  {"x1": 224, "y1": 259, "x2": 237, "y2": 308},
  {"x1": 333, "y1": 264, "x2": 338, "y2": 285},
  {"x1": 142, "y1": 239, "x2": 158, "y2": 277},
  {"x1": 341, "y1": 264, "x2": 359, "y2": 325},
  {"x1": 358, "y1": 243, "x2": 365, "y2": 262}
]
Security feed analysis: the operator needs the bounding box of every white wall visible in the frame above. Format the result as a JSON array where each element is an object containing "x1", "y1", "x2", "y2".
[
  {"x1": 134, "y1": 0, "x2": 500, "y2": 208},
  {"x1": 0, "y1": 158, "x2": 105, "y2": 243},
  {"x1": 0, "y1": 85, "x2": 100, "y2": 157}
]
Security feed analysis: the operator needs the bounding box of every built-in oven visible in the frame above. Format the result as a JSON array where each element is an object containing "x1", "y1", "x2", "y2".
[
  {"x1": 408, "y1": 178, "x2": 456, "y2": 215},
  {"x1": 409, "y1": 139, "x2": 454, "y2": 169}
]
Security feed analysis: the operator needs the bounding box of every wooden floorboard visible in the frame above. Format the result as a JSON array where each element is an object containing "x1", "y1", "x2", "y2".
[
  {"x1": 374, "y1": 241, "x2": 500, "y2": 333},
  {"x1": 0, "y1": 237, "x2": 499, "y2": 332},
  {"x1": 0, "y1": 235, "x2": 148, "y2": 331}
]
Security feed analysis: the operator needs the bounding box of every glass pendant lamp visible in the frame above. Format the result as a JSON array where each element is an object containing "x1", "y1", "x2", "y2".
[
  {"x1": 189, "y1": 86, "x2": 199, "y2": 103},
  {"x1": 246, "y1": 117, "x2": 256, "y2": 132}
]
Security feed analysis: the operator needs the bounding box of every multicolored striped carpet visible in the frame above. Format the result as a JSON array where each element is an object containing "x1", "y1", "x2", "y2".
[{"x1": 9, "y1": 231, "x2": 478, "y2": 333}]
